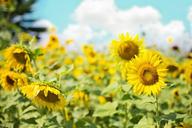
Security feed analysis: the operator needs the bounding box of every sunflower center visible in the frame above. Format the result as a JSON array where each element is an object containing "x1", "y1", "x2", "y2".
[
  {"x1": 118, "y1": 42, "x2": 139, "y2": 60},
  {"x1": 13, "y1": 52, "x2": 26, "y2": 64},
  {"x1": 6, "y1": 76, "x2": 14, "y2": 86},
  {"x1": 139, "y1": 64, "x2": 158, "y2": 85},
  {"x1": 37, "y1": 91, "x2": 60, "y2": 103},
  {"x1": 174, "y1": 91, "x2": 179, "y2": 96},
  {"x1": 51, "y1": 37, "x2": 57, "y2": 42},
  {"x1": 167, "y1": 65, "x2": 178, "y2": 72}
]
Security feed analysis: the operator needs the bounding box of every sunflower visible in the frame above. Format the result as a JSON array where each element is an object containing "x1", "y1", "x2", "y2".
[
  {"x1": 183, "y1": 61, "x2": 192, "y2": 85},
  {"x1": 4, "y1": 45, "x2": 32, "y2": 72},
  {"x1": 127, "y1": 50, "x2": 167, "y2": 95},
  {"x1": 98, "y1": 96, "x2": 106, "y2": 104},
  {"x1": 21, "y1": 82, "x2": 66, "y2": 111},
  {"x1": 172, "y1": 88, "x2": 180, "y2": 100},
  {"x1": 110, "y1": 33, "x2": 145, "y2": 78},
  {"x1": 162, "y1": 56, "x2": 180, "y2": 78},
  {"x1": 0, "y1": 70, "x2": 27, "y2": 91},
  {"x1": 71, "y1": 90, "x2": 89, "y2": 106},
  {"x1": 46, "y1": 34, "x2": 60, "y2": 49},
  {"x1": 82, "y1": 44, "x2": 98, "y2": 65},
  {"x1": 186, "y1": 51, "x2": 192, "y2": 59},
  {"x1": 166, "y1": 36, "x2": 174, "y2": 44},
  {"x1": 110, "y1": 33, "x2": 144, "y2": 62},
  {"x1": 65, "y1": 38, "x2": 74, "y2": 45}
]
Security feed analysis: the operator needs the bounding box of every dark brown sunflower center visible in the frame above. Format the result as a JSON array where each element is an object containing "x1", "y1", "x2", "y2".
[
  {"x1": 37, "y1": 91, "x2": 60, "y2": 103},
  {"x1": 174, "y1": 91, "x2": 179, "y2": 96},
  {"x1": 118, "y1": 41, "x2": 139, "y2": 60},
  {"x1": 167, "y1": 65, "x2": 178, "y2": 72},
  {"x1": 13, "y1": 52, "x2": 26, "y2": 64},
  {"x1": 89, "y1": 51, "x2": 96, "y2": 57},
  {"x1": 51, "y1": 37, "x2": 56, "y2": 42},
  {"x1": 139, "y1": 65, "x2": 158, "y2": 85},
  {"x1": 6, "y1": 76, "x2": 14, "y2": 85}
]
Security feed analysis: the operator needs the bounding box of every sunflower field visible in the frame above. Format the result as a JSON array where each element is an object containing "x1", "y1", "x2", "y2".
[
  {"x1": 0, "y1": 32, "x2": 192, "y2": 128},
  {"x1": 1, "y1": 1, "x2": 192, "y2": 128}
]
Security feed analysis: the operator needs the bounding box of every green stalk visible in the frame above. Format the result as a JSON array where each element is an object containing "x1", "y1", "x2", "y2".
[
  {"x1": 123, "y1": 103, "x2": 129, "y2": 128},
  {"x1": 155, "y1": 96, "x2": 160, "y2": 128}
]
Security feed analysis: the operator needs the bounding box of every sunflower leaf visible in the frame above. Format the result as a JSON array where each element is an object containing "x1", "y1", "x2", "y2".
[{"x1": 93, "y1": 101, "x2": 118, "y2": 117}]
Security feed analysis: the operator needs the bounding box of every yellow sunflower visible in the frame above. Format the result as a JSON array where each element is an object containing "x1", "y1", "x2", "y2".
[
  {"x1": 82, "y1": 44, "x2": 98, "y2": 65},
  {"x1": 186, "y1": 51, "x2": 192, "y2": 59},
  {"x1": 98, "y1": 96, "x2": 107, "y2": 104},
  {"x1": 0, "y1": 70, "x2": 27, "y2": 91},
  {"x1": 183, "y1": 61, "x2": 192, "y2": 85},
  {"x1": 172, "y1": 88, "x2": 180, "y2": 100},
  {"x1": 46, "y1": 34, "x2": 60, "y2": 49},
  {"x1": 110, "y1": 33, "x2": 145, "y2": 78},
  {"x1": 71, "y1": 90, "x2": 89, "y2": 106},
  {"x1": 162, "y1": 56, "x2": 180, "y2": 78},
  {"x1": 4, "y1": 45, "x2": 32, "y2": 72},
  {"x1": 110, "y1": 33, "x2": 144, "y2": 62},
  {"x1": 21, "y1": 82, "x2": 66, "y2": 111},
  {"x1": 127, "y1": 50, "x2": 167, "y2": 95}
]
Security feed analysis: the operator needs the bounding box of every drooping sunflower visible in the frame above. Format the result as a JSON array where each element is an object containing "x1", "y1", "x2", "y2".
[
  {"x1": 4, "y1": 45, "x2": 32, "y2": 72},
  {"x1": 110, "y1": 33, "x2": 145, "y2": 78},
  {"x1": 0, "y1": 70, "x2": 28, "y2": 91},
  {"x1": 127, "y1": 50, "x2": 167, "y2": 95},
  {"x1": 21, "y1": 82, "x2": 66, "y2": 111}
]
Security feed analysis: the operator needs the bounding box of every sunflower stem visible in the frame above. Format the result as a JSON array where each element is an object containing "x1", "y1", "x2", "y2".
[
  {"x1": 155, "y1": 96, "x2": 160, "y2": 128},
  {"x1": 61, "y1": 109, "x2": 66, "y2": 125},
  {"x1": 123, "y1": 102, "x2": 129, "y2": 128},
  {"x1": 33, "y1": 59, "x2": 38, "y2": 71}
]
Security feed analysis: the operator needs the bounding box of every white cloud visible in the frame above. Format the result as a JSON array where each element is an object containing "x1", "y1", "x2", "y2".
[
  {"x1": 33, "y1": 19, "x2": 55, "y2": 30},
  {"x1": 72, "y1": 0, "x2": 161, "y2": 34},
  {"x1": 63, "y1": 24, "x2": 94, "y2": 42},
  {"x1": 62, "y1": 0, "x2": 192, "y2": 51}
]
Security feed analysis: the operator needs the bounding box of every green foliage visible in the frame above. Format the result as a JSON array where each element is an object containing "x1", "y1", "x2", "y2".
[{"x1": 0, "y1": 0, "x2": 46, "y2": 50}]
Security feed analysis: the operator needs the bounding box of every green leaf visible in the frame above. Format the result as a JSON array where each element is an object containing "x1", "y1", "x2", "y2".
[
  {"x1": 161, "y1": 113, "x2": 176, "y2": 121},
  {"x1": 101, "y1": 84, "x2": 119, "y2": 95},
  {"x1": 130, "y1": 115, "x2": 143, "y2": 124},
  {"x1": 121, "y1": 84, "x2": 131, "y2": 92},
  {"x1": 20, "y1": 111, "x2": 40, "y2": 120},
  {"x1": 134, "y1": 116, "x2": 155, "y2": 128},
  {"x1": 21, "y1": 118, "x2": 37, "y2": 124},
  {"x1": 33, "y1": 48, "x2": 43, "y2": 57},
  {"x1": 93, "y1": 101, "x2": 118, "y2": 117},
  {"x1": 183, "y1": 116, "x2": 192, "y2": 125},
  {"x1": 21, "y1": 106, "x2": 37, "y2": 115}
]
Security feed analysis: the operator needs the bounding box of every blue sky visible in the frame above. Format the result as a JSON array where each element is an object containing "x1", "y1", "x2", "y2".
[
  {"x1": 30, "y1": 0, "x2": 192, "y2": 51},
  {"x1": 31, "y1": 0, "x2": 192, "y2": 32}
]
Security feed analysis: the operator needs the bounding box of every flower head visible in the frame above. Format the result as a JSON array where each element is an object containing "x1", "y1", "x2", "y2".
[{"x1": 127, "y1": 50, "x2": 167, "y2": 95}]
